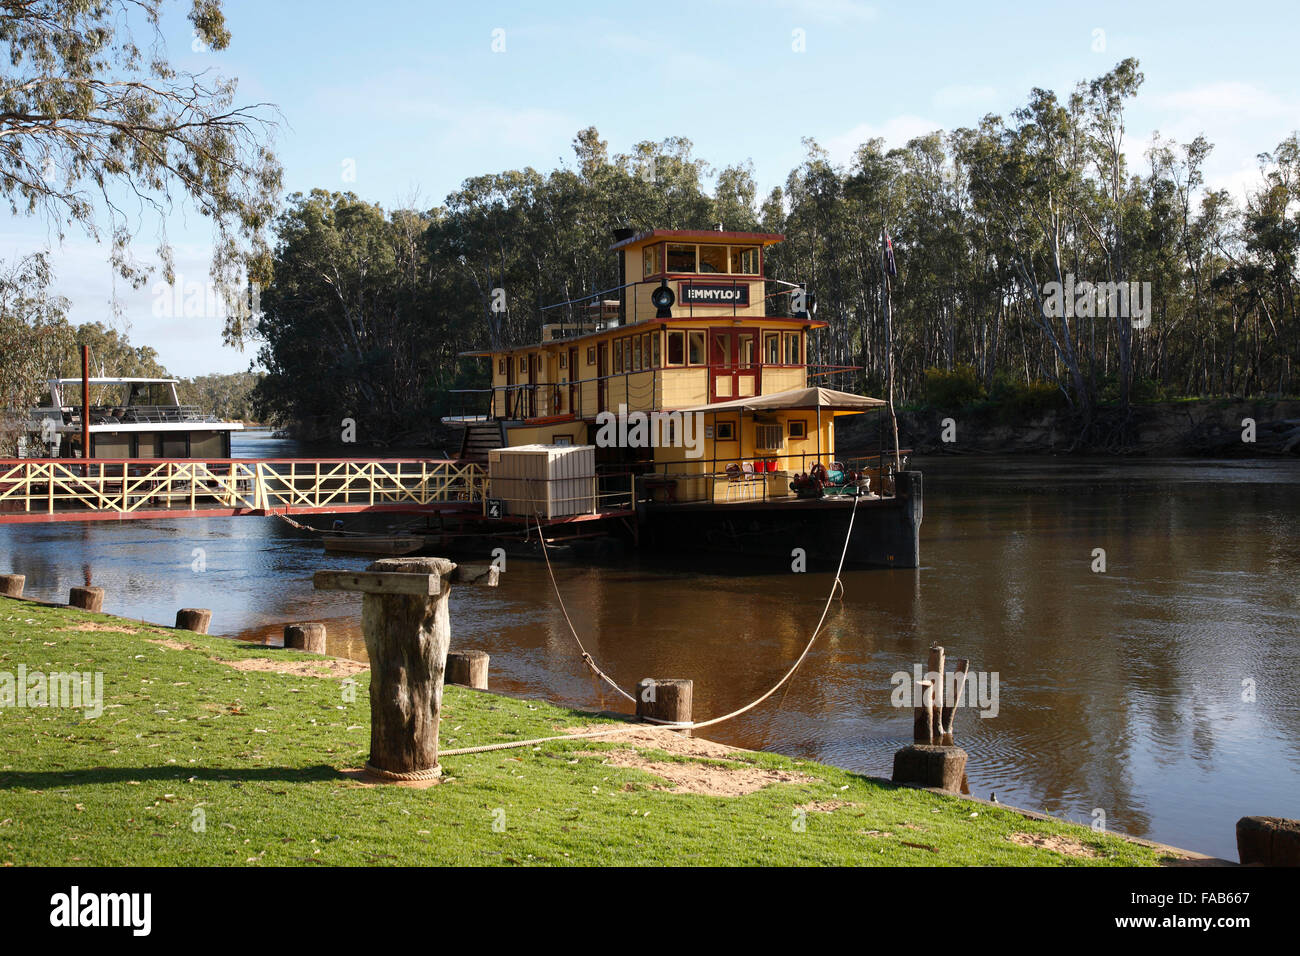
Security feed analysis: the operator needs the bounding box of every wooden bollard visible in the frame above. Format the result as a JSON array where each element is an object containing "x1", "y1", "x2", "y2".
[
  {"x1": 68, "y1": 586, "x2": 104, "y2": 612},
  {"x1": 892, "y1": 744, "x2": 968, "y2": 792},
  {"x1": 0, "y1": 573, "x2": 24, "y2": 598},
  {"x1": 175, "y1": 608, "x2": 212, "y2": 634},
  {"x1": 446, "y1": 650, "x2": 489, "y2": 689},
  {"x1": 284, "y1": 623, "x2": 327, "y2": 653},
  {"x1": 1237, "y1": 816, "x2": 1300, "y2": 866},
  {"x1": 636, "y1": 678, "x2": 693, "y2": 733},
  {"x1": 314, "y1": 557, "x2": 499, "y2": 781}
]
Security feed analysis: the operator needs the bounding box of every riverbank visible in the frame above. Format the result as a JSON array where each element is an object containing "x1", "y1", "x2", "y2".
[
  {"x1": 0, "y1": 597, "x2": 1189, "y2": 866},
  {"x1": 838, "y1": 398, "x2": 1300, "y2": 456}
]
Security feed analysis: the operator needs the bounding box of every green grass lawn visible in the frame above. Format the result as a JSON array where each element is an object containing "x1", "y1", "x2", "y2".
[{"x1": 0, "y1": 597, "x2": 1169, "y2": 866}]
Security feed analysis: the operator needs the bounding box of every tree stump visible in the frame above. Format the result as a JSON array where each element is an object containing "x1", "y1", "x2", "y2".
[
  {"x1": 636, "y1": 678, "x2": 693, "y2": 734},
  {"x1": 892, "y1": 744, "x2": 967, "y2": 792},
  {"x1": 314, "y1": 557, "x2": 499, "y2": 781},
  {"x1": 283, "y1": 623, "x2": 327, "y2": 654},
  {"x1": 1237, "y1": 816, "x2": 1300, "y2": 866},
  {"x1": 0, "y1": 573, "x2": 24, "y2": 598},
  {"x1": 175, "y1": 608, "x2": 212, "y2": 634},
  {"x1": 446, "y1": 650, "x2": 489, "y2": 689},
  {"x1": 68, "y1": 586, "x2": 104, "y2": 612}
]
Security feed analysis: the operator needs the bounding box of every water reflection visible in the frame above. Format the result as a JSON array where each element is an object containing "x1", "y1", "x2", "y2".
[{"x1": 1, "y1": 434, "x2": 1297, "y2": 858}]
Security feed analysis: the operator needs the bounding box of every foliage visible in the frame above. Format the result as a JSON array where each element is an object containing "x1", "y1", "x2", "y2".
[
  {"x1": 0, "y1": 253, "x2": 70, "y2": 453},
  {"x1": 0, "y1": 600, "x2": 1167, "y2": 866},
  {"x1": 921, "y1": 364, "x2": 984, "y2": 409},
  {"x1": 987, "y1": 373, "x2": 1067, "y2": 418},
  {"x1": 0, "y1": 0, "x2": 282, "y2": 340}
]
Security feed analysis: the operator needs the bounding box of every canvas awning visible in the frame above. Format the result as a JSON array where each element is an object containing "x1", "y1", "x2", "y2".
[{"x1": 682, "y1": 386, "x2": 885, "y2": 415}]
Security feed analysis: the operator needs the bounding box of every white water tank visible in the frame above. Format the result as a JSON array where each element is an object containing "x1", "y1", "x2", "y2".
[{"x1": 487, "y1": 444, "x2": 597, "y2": 518}]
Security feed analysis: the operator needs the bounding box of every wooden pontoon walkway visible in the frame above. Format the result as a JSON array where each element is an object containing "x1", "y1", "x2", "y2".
[{"x1": 0, "y1": 457, "x2": 490, "y2": 524}]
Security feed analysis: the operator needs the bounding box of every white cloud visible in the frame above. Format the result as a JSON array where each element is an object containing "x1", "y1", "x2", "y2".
[
  {"x1": 824, "y1": 115, "x2": 942, "y2": 167},
  {"x1": 1150, "y1": 82, "x2": 1299, "y2": 122}
]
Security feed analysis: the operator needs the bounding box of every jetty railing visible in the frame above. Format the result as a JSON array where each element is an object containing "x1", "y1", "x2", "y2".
[{"x1": 0, "y1": 457, "x2": 488, "y2": 520}]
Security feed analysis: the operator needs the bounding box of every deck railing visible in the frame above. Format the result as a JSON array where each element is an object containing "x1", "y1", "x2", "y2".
[
  {"x1": 0, "y1": 458, "x2": 488, "y2": 518},
  {"x1": 630, "y1": 452, "x2": 906, "y2": 506}
]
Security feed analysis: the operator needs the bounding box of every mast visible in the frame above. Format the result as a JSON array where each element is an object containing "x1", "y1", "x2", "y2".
[{"x1": 881, "y1": 228, "x2": 901, "y2": 475}]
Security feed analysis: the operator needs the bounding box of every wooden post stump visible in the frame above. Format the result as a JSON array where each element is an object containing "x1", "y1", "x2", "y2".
[
  {"x1": 175, "y1": 608, "x2": 212, "y2": 634},
  {"x1": 0, "y1": 573, "x2": 24, "y2": 598},
  {"x1": 446, "y1": 650, "x2": 489, "y2": 689},
  {"x1": 892, "y1": 744, "x2": 967, "y2": 792},
  {"x1": 314, "y1": 557, "x2": 499, "y2": 782},
  {"x1": 68, "y1": 586, "x2": 104, "y2": 612},
  {"x1": 283, "y1": 623, "x2": 327, "y2": 653},
  {"x1": 1236, "y1": 816, "x2": 1300, "y2": 866},
  {"x1": 636, "y1": 678, "x2": 693, "y2": 734}
]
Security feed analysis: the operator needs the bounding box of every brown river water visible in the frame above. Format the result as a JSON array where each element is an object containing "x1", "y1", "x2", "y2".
[{"x1": 2, "y1": 429, "x2": 1297, "y2": 859}]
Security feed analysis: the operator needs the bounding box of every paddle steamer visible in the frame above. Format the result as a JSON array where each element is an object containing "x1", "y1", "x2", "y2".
[{"x1": 450, "y1": 228, "x2": 921, "y2": 567}]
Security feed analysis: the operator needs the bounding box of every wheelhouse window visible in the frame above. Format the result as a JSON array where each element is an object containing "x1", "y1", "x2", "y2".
[
  {"x1": 642, "y1": 243, "x2": 662, "y2": 278},
  {"x1": 651, "y1": 332, "x2": 661, "y2": 366},
  {"x1": 697, "y1": 245, "x2": 727, "y2": 274},
  {"x1": 613, "y1": 340, "x2": 624, "y2": 373},
  {"x1": 666, "y1": 243, "x2": 696, "y2": 273},
  {"x1": 660, "y1": 243, "x2": 762, "y2": 276},
  {"x1": 731, "y1": 246, "x2": 759, "y2": 274}
]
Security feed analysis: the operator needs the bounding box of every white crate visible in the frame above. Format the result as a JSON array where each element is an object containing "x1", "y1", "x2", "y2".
[{"x1": 487, "y1": 444, "x2": 597, "y2": 518}]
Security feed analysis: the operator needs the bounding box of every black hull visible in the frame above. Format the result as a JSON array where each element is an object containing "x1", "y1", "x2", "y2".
[{"x1": 638, "y1": 471, "x2": 922, "y2": 569}]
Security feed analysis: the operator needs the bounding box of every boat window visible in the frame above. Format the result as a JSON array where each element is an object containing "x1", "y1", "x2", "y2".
[
  {"x1": 666, "y1": 243, "x2": 696, "y2": 273},
  {"x1": 731, "y1": 246, "x2": 759, "y2": 274},
  {"x1": 633, "y1": 336, "x2": 642, "y2": 371},
  {"x1": 764, "y1": 332, "x2": 780, "y2": 364},
  {"x1": 783, "y1": 331, "x2": 801, "y2": 365},
  {"x1": 788, "y1": 419, "x2": 807, "y2": 439},
  {"x1": 687, "y1": 331, "x2": 706, "y2": 365},
  {"x1": 614, "y1": 340, "x2": 624, "y2": 373},
  {"x1": 698, "y1": 245, "x2": 727, "y2": 274},
  {"x1": 715, "y1": 420, "x2": 736, "y2": 441},
  {"x1": 738, "y1": 333, "x2": 756, "y2": 367},
  {"x1": 642, "y1": 244, "x2": 661, "y2": 278},
  {"x1": 666, "y1": 331, "x2": 685, "y2": 366},
  {"x1": 651, "y1": 332, "x2": 661, "y2": 367},
  {"x1": 641, "y1": 333, "x2": 652, "y2": 368}
]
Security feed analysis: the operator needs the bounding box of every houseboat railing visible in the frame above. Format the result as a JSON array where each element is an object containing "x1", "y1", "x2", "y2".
[
  {"x1": 0, "y1": 458, "x2": 488, "y2": 517},
  {"x1": 623, "y1": 452, "x2": 907, "y2": 507}
]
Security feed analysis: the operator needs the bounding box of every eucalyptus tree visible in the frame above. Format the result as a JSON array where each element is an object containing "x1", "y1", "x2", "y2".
[{"x1": 0, "y1": 0, "x2": 282, "y2": 340}]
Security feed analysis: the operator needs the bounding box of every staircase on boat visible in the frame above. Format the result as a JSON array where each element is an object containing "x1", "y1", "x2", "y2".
[{"x1": 458, "y1": 420, "x2": 506, "y2": 462}]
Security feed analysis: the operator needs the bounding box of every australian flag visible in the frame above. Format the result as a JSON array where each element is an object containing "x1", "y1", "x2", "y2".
[{"x1": 883, "y1": 229, "x2": 899, "y2": 278}]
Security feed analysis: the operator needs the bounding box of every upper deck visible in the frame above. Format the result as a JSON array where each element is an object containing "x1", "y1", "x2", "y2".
[{"x1": 459, "y1": 229, "x2": 840, "y2": 425}]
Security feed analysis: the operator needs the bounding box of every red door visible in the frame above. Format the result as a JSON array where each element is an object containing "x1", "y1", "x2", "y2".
[{"x1": 709, "y1": 329, "x2": 759, "y2": 402}]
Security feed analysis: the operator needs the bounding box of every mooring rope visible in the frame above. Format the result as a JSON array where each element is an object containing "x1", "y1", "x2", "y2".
[
  {"x1": 440, "y1": 494, "x2": 862, "y2": 755},
  {"x1": 532, "y1": 508, "x2": 637, "y2": 703}
]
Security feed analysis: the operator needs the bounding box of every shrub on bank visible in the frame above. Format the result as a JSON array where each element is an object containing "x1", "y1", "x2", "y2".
[{"x1": 921, "y1": 364, "x2": 984, "y2": 409}]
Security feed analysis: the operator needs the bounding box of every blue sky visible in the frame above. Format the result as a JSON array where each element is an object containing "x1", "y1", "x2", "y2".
[{"x1": 3, "y1": 0, "x2": 1298, "y2": 376}]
